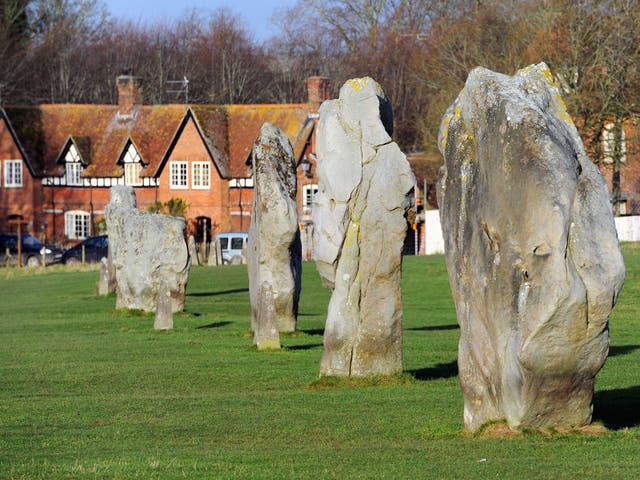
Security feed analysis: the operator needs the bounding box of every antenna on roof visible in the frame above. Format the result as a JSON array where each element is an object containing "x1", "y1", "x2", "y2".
[{"x1": 166, "y1": 76, "x2": 189, "y2": 104}]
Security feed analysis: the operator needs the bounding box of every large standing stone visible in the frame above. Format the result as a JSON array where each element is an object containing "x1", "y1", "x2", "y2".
[
  {"x1": 438, "y1": 63, "x2": 625, "y2": 431},
  {"x1": 248, "y1": 123, "x2": 302, "y2": 350},
  {"x1": 313, "y1": 77, "x2": 415, "y2": 377},
  {"x1": 105, "y1": 185, "x2": 191, "y2": 313}
]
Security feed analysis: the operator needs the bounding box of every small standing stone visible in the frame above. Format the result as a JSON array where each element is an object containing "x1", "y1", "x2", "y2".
[
  {"x1": 188, "y1": 235, "x2": 199, "y2": 266},
  {"x1": 154, "y1": 281, "x2": 174, "y2": 330},
  {"x1": 248, "y1": 123, "x2": 302, "y2": 350},
  {"x1": 96, "y1": 257, "x2": 113, "y2": 296}
]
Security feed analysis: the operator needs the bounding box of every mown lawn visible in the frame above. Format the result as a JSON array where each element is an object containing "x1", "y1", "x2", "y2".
[{"x1": 1, "y1": 248, "x2": 639, "y2": 479}]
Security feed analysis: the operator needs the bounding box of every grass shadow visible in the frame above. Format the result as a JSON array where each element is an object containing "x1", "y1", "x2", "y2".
[
  {"x1": 196, "y1": 321, "x2": 233, "y2": 329},
  {"x1": 187, "y1": 288, "x2": 249, "y2": 297},
  {"x1": 593, "y1": 385, "x2": 640, "y2": 429},
  {"x1": 409, "y1": 360, "x2": 458, "y2": 381},
  {"x1": 300, "y1": 328, "x2": 325, "y2": 336},
  {"x1": 285, "y1": 343, "x2": 323, "y2": 351},
  {"x1": 406, "y1": 324, "x2": 459, "y2": 332},
  {"x1": 609, "y1": 345, "x2": 640, "y2": 357}
]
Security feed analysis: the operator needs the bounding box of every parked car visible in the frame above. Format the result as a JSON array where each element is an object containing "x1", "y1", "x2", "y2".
[
  {"x1": 0, "y1": 233, "x2": 64, "y2": 267},
  {"x1": 61, "y1": 235, "x2": 109, "y2": 265},
  {"x1": 215, "y1": 232, "x2": 248, "y2": 264}
]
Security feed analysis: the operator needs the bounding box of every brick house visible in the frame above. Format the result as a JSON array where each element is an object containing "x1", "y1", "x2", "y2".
[
  {"x1": 0, "y1": 75, "x2": 331, "y2": 251},
  {"x1": 0, "y1": 108, "x2": 41, "y2": 234},
  {"x1": 596, "y1": 119, "x2": 640, "y2": 215}
]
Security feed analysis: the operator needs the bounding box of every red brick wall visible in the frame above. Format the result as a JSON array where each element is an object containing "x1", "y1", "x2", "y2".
[
  {"x1": 158, "y1": 118, "x2": 231, "y2": 236},
  {"x1": 0, "y1": 118, "x2": 39, "y2": 237},
  {"x1": 597, "y1": 122, "x2": 640, "y2": 215}
]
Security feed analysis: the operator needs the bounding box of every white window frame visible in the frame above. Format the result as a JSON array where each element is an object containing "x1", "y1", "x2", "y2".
[
  {"x1": 64, "y1": 210, "x2": 91, "y2": 240},
  {"x1": 4, "y1": 160, "x2": 23, "y2": 187},
  {"x1": 170, "y1": 161, "x2": 188, "y2": 190},
  {"x1": 603, "y1": 122, "x2": 627, "y2": 164},
  {"x1": 122, "y1": 143, "x2": 143, "y2": 186},
  {"x1": 302, "y1": 183, "x2": 318, "y2": 214},
  {"x1": 66, "y1": 162, "x2": 83, "y2": 185},
  {"x1": 192, "y1": 161, "x2": 210, "y2": 190},
  {"x1": 124, "y1": 162, "x2": 143, "y2": 186}
]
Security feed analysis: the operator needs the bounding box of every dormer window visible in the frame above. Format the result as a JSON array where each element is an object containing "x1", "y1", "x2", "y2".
[
  {"x1": 65, "y1": 144, "x2": 83, "y2": 186},
  {"x1": 122, "y1": 142, "x2": 143, "y2": 186}
]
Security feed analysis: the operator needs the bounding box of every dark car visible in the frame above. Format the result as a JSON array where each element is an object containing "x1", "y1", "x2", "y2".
[
  {"x1": 61, "y1": 235, "x2": 108, "y2": 265},
  {"x1": 0, "y1": 233, "x2": 64, "y2": 267}
]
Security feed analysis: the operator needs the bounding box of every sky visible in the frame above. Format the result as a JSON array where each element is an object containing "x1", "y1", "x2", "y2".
[{"x1": 103, "y1": 0, "x2": 299, "y2": 41}]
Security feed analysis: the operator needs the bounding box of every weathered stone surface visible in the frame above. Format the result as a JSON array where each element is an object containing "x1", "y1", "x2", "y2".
[
  {"x1": 154, "y1": 280, "x2": 174, "y2": 330},
  {"x1": 248, "y1": 123, "x2": 302, "y2": 350},
  {"x1": 96, "y1": 256, "x2": 115, "y2": 296},
  {"x1": 437, "y1": 63, "x2": 626, "y2": 431},
  {"x1": 105, "y1": 185, "x2": 191, "y2": 313},
  {"x1": 188, "y1": 235, "x2": 199, "y2": 266},
  {"x1": 313, "y1": 77, "x2": 415, "y2": 377}
]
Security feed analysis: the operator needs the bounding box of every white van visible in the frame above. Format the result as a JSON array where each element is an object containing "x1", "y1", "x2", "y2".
[{"x1": 215, "y1": 232, "x2": 248, "y2": 264}]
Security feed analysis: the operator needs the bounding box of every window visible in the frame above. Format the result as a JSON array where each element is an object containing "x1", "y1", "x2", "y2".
[
  {"x1": 124, "y1": 162, "x2": 142, "y2": 186},
  {"x1": 170, "y1": 161, "x2": 188, "y2": 189},
  {"x1": 65, "y1": 210, "x2": 90, "y2": 240},
  {"x1": 123, "y1": 143, "x2": 143, "y2": 186},
  {"x1": 302, "y1": 183, "x2": 318, "y2": 214},
  {"x1": 65, "y1": 144, "x2": 83, "y2": 185},
  {"x1": 66, "y1": 163, "x2": 83, "y2": 185},
  {"x1": 231, "y1": 237, "x2": 244, "y2": 250},
  {"x1": 603, "y1": 122, "x2": 626, "y2": 164},
  {"x1": 4, "y1": 160, "x2": 23, "y2": 187},
  {"x1": 192, "y1": 162, "x2": 210, "y2": 189}
]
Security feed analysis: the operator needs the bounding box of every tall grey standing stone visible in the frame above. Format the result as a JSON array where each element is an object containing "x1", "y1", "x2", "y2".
[
  {"x1": 437, "y1": 63, "x2": 626, "y2": 431},
  {"x1": 313, "y1": 77, "x2": 415, "y2": 377},
  {"x1": 105, "y1": 185, "x2": 191, "y2": 313},
  {"x1": 248, "y1": 123, "x2": 302, "y2": 350}
]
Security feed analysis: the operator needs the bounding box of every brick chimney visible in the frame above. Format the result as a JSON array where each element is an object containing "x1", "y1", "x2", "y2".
[
  {"x1": 306, "y1": 76, "x2": 332, "y2": 114},
  {"x1": 116, "y1": 74, "x2": 142, "y2": 119}
]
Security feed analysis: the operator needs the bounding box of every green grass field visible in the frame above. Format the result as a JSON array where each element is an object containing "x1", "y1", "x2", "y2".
[{"x1": 1, "y1": 248, "x2": 639, "y2": 479}]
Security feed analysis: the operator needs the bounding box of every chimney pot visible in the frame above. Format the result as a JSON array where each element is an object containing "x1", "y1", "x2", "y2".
[{"x1": 117, "y1": 74, "x2": 142, "y2": 119}]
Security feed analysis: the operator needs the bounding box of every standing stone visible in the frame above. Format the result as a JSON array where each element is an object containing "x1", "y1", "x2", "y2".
[
  {"x1": 313, "y1": 77, "x2": 415, "y2": 377},
  {"x1": 96, "y1": 257, "x2": 114, "y2": 296},
  {"x1": 438, "y1": 63, "x2": 626, "y2": 431},
  {"x1": 154, "y1": 280, "x2": 174, "y2": 330},
  {"x1": 188, "y1": 235, "x2": 199, "y2": 266},
  {"x1": 105, "y1": 185, "x2": 191, "y2": 313},
  {"x1": 248, "y1": 123, "x2": 302, "y2": 350}
]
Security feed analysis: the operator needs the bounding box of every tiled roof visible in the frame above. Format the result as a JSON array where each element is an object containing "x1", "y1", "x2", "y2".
[
  {"x1": 4, "y1": 102, "x2": 313, "y2": 180},
  {"x1": 0, "y1": 108, "x2": 38, "y2": 176},
  {"x1": 5, "y1": 104, "x2": 187, "y2": 178},
  {"x1": 226, "y1": 104, "x2": 310, "y2": 177}
]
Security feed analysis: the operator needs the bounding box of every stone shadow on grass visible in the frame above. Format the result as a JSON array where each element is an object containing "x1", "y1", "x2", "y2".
[
  {"x1": 300, "y1": 328, "x2": 325, "y2": 336},
  {"x1": 197, "y1": 321, "x2": 233, "y2": 329},
  {"x1": 406, "y1": 324, "x2": 459, "y2": 332},
  {"x1": 408, "y1": 360, "x2": 458, "y2": 381},
  {"x1": 187, "y1": 288, "x2": 249, "y2": 297},
  {"x1": 593, "y1": 385, "x2": 640, "y2": 429},
  {"x1": 286, "y1": 343, "x2": 323, "y2": 351},
  {"x1": 608, "y1": 345, "x2": 640, "y2": 357}
]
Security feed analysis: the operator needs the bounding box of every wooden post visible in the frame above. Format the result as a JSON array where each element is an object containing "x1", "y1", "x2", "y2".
[
  {"x1": 7, "y1": 215, "x2": 26, "y2": 268},
  {"x1": 16, "y1": 221, "x2": 22, "y2": 267}
]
